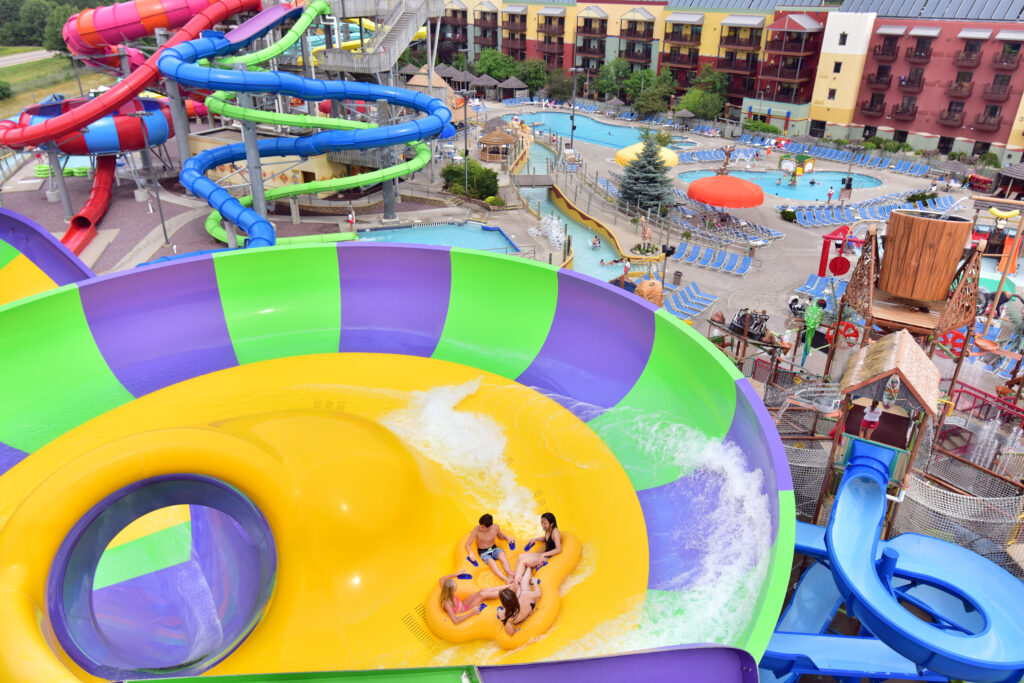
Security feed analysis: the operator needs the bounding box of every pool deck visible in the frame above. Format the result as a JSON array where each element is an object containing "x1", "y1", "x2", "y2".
[{"x1": 0, "y1": 100, "x2": 992, "y2": 388}]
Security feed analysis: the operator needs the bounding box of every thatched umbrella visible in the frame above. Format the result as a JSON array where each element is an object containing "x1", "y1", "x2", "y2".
[
  {"x1": 605, "y1": 96, "x2": 624, "y2": 107},
  {"x1": 499, "y1": 76, "x2": 528, "y2": 99},
  {"x1": 472, "y1": 73, "x2": 500, "y2": 100},
  {"x1": 936, "y1": 159, "x2": 972, "y2": 175},
  {"x1": 674, "y1": 108, "x2": 694, "y2": 118}
]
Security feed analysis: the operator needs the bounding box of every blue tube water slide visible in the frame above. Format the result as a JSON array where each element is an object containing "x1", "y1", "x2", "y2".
[
  {"x1": 765, "y1": 439, "x2": 1024, "y2": 683},
  {"x1": 157, "y1": 16, "x2": 454, "y2": 249}
]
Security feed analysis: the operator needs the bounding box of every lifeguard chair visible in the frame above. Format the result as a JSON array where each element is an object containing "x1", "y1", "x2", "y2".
[{"x1": 830, "y1": 210, "x2": 983, "y2": 366}]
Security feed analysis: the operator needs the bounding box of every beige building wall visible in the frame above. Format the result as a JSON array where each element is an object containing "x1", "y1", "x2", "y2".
[{"x1": 809, "y1": 12, "x2": 875, "y2": 128}]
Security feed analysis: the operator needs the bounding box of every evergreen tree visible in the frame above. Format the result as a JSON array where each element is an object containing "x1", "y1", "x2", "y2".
[{"x1": 618, "y1": 137, "x2": 673, "y2": 212}]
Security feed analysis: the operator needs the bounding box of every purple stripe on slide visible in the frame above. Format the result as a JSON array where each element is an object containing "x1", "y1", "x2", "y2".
[
  {"x1": 224, "y1": 5, "x2": 303, "y2": 43},
  {"x1": 517, "y1": 270, "x2": 655, "y2": 420},
  {"x1": 637, "y1": 469, "x2": 725, "y2": 591},
  {"x1": 0, "y1": 207, "x2": 93, "y2": 285},
  {"x1": 338, "y1": 243, "x2": 450, "y2": 357},
  {"x1": 79, "y1": 257, "x2": 237, "y2": 398},
  {"x1": 478, "y1": 646, "x2": 758, "y2": 683},
  {"x1": 0, "y1": 440, "x2": 29, "y2": 476},
  {"x1": 725, "y1": 378, "x2": 791, "y2": 543}
]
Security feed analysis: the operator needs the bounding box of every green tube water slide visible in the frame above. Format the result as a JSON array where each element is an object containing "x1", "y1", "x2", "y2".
[{"x1": 201, "y1": 0, "x2": 433, "y2": 245}]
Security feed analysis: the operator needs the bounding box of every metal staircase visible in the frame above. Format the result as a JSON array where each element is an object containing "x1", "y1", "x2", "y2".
[{"x1": 320, "y1": 0, "x2": 442, "y2": 74}]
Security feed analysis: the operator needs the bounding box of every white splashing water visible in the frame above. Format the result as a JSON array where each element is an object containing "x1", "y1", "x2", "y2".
[
  {"x1": 549, "y1": 406, "x2": 772, "y2": 657},
  {"x1": 381, "y1": 378, "x2": 540, "y2": 533}
]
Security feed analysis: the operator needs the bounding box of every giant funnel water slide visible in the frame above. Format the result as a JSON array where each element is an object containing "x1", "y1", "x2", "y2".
[
  {"x1": 0, "y1": 208, "x2": 94, "y2": 306},
  {"x1": 0, "y1": 240, "x2": 793, "y2": 681},
  {"x1": 158, "y1": 2, "x2": 449, "y2": 247},
  {"x1": 764, "y1": 439, "x2": 1024, "y2": 683}
]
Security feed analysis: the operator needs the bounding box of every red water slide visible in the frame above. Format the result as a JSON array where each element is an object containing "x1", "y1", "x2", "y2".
[
  {"x1": 62, "y1": 155, "x2": 117, "y2": 255},
  {"x1": 0, "y1": 0, "x2": 262, "y2": 150}
]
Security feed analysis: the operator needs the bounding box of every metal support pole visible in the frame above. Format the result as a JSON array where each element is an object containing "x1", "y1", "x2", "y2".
[
  {"x1": 155, "y1": 28, "x2": 193, "y2": 177},
  {"x1": 377, "y1": 98, "x2": 396, "y2": 220},
  {"x1": 46, "y1": 141, "x2": 74, "y2": 221},
  {"x1": 72, "y1": 56, "x2": 84, "y2": 96},
  {"x1": 235, "y1": 65, "x2": 268, "y2": 218}
]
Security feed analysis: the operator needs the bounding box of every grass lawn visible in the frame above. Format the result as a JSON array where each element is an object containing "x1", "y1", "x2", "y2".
[
  {"x1": 0, "y1": 59, "x2": 116, "y2": 119},
  {"x1": 0, "y1": 45, "x2": 43, "y2": 57}
]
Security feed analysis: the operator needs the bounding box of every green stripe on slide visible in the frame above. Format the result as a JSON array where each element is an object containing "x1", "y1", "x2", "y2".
[
  {"x1": 214, "y1": 245, "x2": 341, "y2": 365},
  {"x1": 433, "y1": 249, "x2": 558, "y2": 379},
  {"x1": 158, "y1": 667, "x2": 480, "y2": 682},
  {"x1": 0, "y1": 238, "x2": 19, "y2": 270},
  {"x1": 740, "y1": 490, "x2": 795, "y2": 660},
  {"x1": 588, "y1": 311, "x2": 739, "y2": 490},
  {"x1": 0, "y1": 287, "x2": 132, "y2": 453},
  {"x1": 93, "y1": 521, "x2": 193, "y2": 590}
]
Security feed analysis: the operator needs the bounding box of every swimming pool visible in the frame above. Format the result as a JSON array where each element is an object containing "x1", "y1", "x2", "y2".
[
  {"x1": 506, "y1": 113, "x2": 696, "y2": 150},
  {"x1": 358, "y1": 222, "x2": 519, "y2": 253},
  {"x1": 677, "y1": 169, "x2": 882, "y2": 202}
]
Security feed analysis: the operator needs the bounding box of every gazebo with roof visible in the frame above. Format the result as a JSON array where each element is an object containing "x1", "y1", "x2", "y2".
[
  {"x1": 478, "y1": 129, "x2": 517, "y2": 163},
  {"x1": 471, "y1": 73, "x2": 499, "y2": 100},
  {"x1": 499, "y1": 76, "x2": 528, "y2": 100}
]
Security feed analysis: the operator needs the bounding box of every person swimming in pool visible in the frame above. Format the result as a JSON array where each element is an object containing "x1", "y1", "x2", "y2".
[
  {"x1": 512, "y1": 512, "x2": 561, "y2": 585},
  {"x1": 465, "y1": 513, "x2": 514, "y2": 582},
  {"x1": 496, "y1": 574, "x2": 542, "y2": 635},
  {"x1": 438, "y1": 573, "x2": 509, "y2": 624}
]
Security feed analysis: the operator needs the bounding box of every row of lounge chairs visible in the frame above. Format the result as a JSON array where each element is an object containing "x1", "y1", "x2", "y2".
[
  {"x1": 678, "y1": 147, "x2": 765, "y2": 164},
  {"x1": 792, "y1": 195, "x2": 959, "y2": 228},
  {"x1": 796, "y1": 275, "x2": 848, "y2": 300},
  {"x1": 691, "y1": 124, "x2": 722, "y2": 137},
  {"x1": 672, "y1": 243, "x2": 753, "y2": 276},
  {"x1": 634, "y1": 273, "x2": 718, "y2": 321},
  {"x1": 781, "y1": 143, "x2": 931, "y2": 176}
]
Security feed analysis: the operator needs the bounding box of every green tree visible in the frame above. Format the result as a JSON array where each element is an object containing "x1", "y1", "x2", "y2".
[
  {"x1": 473, "y1": 48, "x2": 516, "y2": 81},
  {"x1": 515, "y1": 59, "x2": 547, "y2": 95},
  {"x1": 690, "y1": 64, "x2": 728, "y2": 98},
  {"x1": 545, "y1": 68, "x2": 573, "y2": 101},
  {"x1": 675, "y1": 87, "x2": 725, "y2": 121},
  {"x1": 0, "y1": 81, "x2": 12, "y2": 100},
  {"x1": 440, "y1": 159, "x2": 499, "y2": 200},
  {"x1": 618, "y1": 137, "x2": 674, "y2": 212},
  {"x1": 1, "y1": 0, "x2": 54, "y2": 45},
  {"x1": 595, "y1": 58, "x2": 630, "y2": 98},
  {"x1": 635, "y1": 87, "x2": 672, "y2": 117},
  {"x1": 978, "y1": 151, "x2": 1002, "y2": 169},
  {"x1": 639, "y1": 127, "x2": 673, "y2": 147},
  {"x1": 44, "y1": 3, "x2": 74, "y2": 53}
]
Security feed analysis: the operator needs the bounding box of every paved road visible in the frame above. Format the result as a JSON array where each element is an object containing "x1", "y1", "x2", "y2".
[{"x1": 0, "y1": 50, "x2": 56, "y2": 69}]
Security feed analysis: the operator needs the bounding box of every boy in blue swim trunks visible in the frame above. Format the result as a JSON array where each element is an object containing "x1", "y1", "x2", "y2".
[{"x1": 465, "y1": 514, "x2": 514, "y2": 583}]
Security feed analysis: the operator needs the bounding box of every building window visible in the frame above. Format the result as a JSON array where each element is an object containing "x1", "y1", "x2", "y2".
[
  {"x1": 827, "y1": 88, "x2": 837, "y2": 100},
  {"x1": 833, "y1": 61, "x2": 842, "y2": 73},
  {"x1": 893, "y1": 130, "x2": 908, "y2": 143},
  {"x1": 838, "y1": 32, "x2": 847, "y2": 46}
]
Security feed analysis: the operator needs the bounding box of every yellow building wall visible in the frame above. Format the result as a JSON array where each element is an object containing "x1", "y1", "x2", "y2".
[
  {"x1": 809, "y1": 51, "x2": 866, "y2": 125},
  {"x1": 1004, "y1": 94, "x2": 1024, "y2": 153}
]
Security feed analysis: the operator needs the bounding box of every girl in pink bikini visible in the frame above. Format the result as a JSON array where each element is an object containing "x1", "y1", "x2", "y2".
[{"x1": 439, "y1": 574, "x2": 508, "y2": 624}]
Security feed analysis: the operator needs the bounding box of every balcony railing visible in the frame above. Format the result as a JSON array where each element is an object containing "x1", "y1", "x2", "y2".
[
  {"x1": 502, "y1": 19, "x2": 526, "y2": 31},
  {"x1": 897, "y1": 76, "x2": 924, "y2": 93},
  {"x1": 538, "y1": 42, "x2": 563, "y2": 54},
  {"x1": 620, "y1": 50, "x2": 652, "y2": 63},
  {"x1": 619, "y1": 27, "x2": 654, "y2": 40},
  {"x1": 890, "y1": 103, "x2": 918, "y2": 120},
  {"x1": 904, "y1": 47, "x2": 932, "y2": 64},
  {"x1": 475, "y1": 17, "x2": 498, "y2": 28},
  {"x1": 860, "y1": 100, "x2": 885, "y2": 116},
  {"x1": 537, "y1": 22, "x2": 564, "y2": 35},
  {"x1": 764, "y1": 38, "x2": 818, "y2": 54},
  {"x1": 716, "y1": 57, "x2": 757, "y2": 74},
  {"x1": 759, "y1": 67, "x2": 813, "y2": 82},
  {"x1": 937, "y1": 110, "x2": 964, "y2": 127},
  {"x1": 475, "y1": 34, "x2": 497, "y2": 46},
  {"x1": 664, "y1": 31, "x2": 701, "y2": 46},
  {"x1": 576, "y1": 44, "x2": 605, "y2": 58},
  {"x1": 576, "y1": 23, "x2": 607, "y2": 38},
  {"x1": 945, "y1": 80, "x2": 973, "y2": 98},
  {"x1": 873, "y1": 45, "x2": 898, "y2": 61},
  {"x1": 447, "y1": 32, "x2": 467, "y2": 43},
  {"x1": 975, "y1": 114, "x2": 1003, "y2": 131},
  {"x1": 952, "y1": 50, "x2": 981, "y2": 67},
  {"x1": 719, "y1": 35, "x2": 760, "y2": 49},
  {"x1": 992, "y1": 52, "x2": 1021, "y2": 70},
  {"x1": 503, "y1": 37, "x2": 526, "y2": 50},
  {"x1": 983, "y1": 83, "x2": 1011, "y2": 102},
  {"x1": 443, "y1": 15, "x2": 467, "y2": 25},
  {"x1": 867, "y1": 73, "x2": 892, "y2": 90},
  {"x1": 663, "y1": 52, "x2": 698, "y2": 67}
]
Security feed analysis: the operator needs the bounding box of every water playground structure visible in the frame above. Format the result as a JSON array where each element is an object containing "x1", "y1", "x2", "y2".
[{"x1": 0, "y1": 0, "x2": 1023, "y2": 681}]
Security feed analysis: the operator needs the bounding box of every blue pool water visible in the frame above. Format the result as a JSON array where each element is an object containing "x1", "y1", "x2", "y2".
[
  {"x1": 358, "y1": 222, "x2": 519, "y2": 253},
  {"x1": 520, "y1": 141, "x2": 556, "y2": 175},
  {"x1": 518, "y1": 186, "x2": 627, "y2": 281},
  {"x1": 506, "y1": 113, "x2": 695, "y2": 150},
  {"x1": 678, "y1": 169, "x2": 882, "y2": 202}
]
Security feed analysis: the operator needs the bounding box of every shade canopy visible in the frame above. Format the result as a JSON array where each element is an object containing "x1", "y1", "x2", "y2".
[
  {"x1": 675, "y1": 108, "x2": 694, "y2": 118},
  {"x1": 686, "y1": 174, "x2": 764, "y2": 208},
  {"x1": 998, "y1": 163, "x2": 1024, "y2": 180},
  {"x1": 479, "y1": 129, "x2": 516, "y2": 145},
  {"x1": 767, "y1": 13, "x2": 822, "y2": 32},
  {"x1": 937, "y1": 159, "x2": 972, "y2": 174},
  {"x1": 605, "y1": 96, "x2": 625, "y2": 106},
  {"x1": 399, "y1": 64, "x2": 420, "y2": 75},
  {"x1": 614, "y1": 142, "x2": 678, "y2": 168},
  {"x1": 500, "y1": 76, "x2": 527, "y2": 89},
  {"x1": 472, "y1": 73, "x2": 499, "y2": 86},
  {"x1": 666, "y1": 11, "x2": 703, "y2": 24},
  {"x1": 577, "y1": 5, "x2": 608, "y2": 18}
]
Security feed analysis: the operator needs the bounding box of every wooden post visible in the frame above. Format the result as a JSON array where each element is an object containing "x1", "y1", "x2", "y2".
[{"x1": 813, "y1": 398, "x2": 849, "y2": 526}]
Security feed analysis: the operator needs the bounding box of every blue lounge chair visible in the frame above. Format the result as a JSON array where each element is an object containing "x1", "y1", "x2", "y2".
[
  {"x1": 681, "y1": 243, "x2": 701, "y2": 263},
  {"x1": 691, "y1": 282, "x2": 716, "y2": 301},
  {"x1": 709, "y1": 250, "x2": 728, "y2": 270},
  {"x1": 733, "y1": 256, "x2": 752, "y2": 276},
  {"x1": 796, "y1": 210, "x2": 813, "y2": 227},
  {"x1": 866, "y1": 157, "x2": 881, "y2": 168},
  {"x1": 697, "y1": 248, "x2": 715, "y2": 267},
  {"x1": 926, "y1": 197, "x2": 940, "y2": 210},
  {"x1": 720, "y1": 253, "x2": 739, "y2": 273},
  {"x1": 684, "y1": 283, "x2": 715, "y2": 305},
  {"x1": 738, "y1": 134, "x2": 752, "y2": 144}
]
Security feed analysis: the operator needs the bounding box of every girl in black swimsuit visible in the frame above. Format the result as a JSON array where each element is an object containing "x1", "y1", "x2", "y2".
[{"x1": 512, "y1": 512, "x2": 562, "y2": 585}]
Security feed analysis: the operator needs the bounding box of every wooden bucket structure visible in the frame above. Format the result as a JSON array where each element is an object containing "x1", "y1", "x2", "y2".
[{"x1": 878, "y1": 211, "x2": 973, "y2": 302}]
